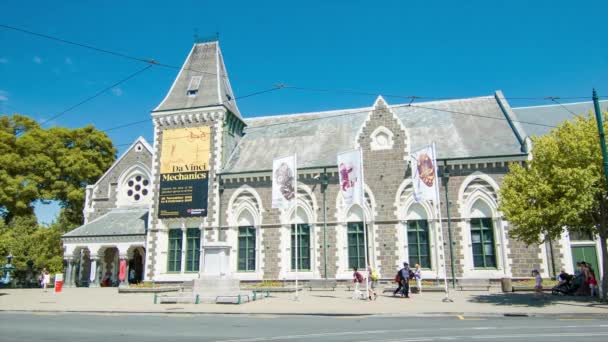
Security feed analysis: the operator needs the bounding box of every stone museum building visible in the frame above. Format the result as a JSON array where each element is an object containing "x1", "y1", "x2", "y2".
[{"x1": 61, "y1": 39, "x2": 608, "y2": 287}]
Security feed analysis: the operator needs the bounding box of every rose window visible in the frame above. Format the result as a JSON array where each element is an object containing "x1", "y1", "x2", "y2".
[{"x1": 125, "y1": 175, "x2": 150, "y2": 202}]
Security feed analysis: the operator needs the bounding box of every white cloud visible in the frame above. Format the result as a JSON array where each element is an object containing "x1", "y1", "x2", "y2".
[
  {"x1": 65, "y1": 57, "x2": 73, "y2": 65},
  {"x1": 111, "y1": 87, "x2": 123, "y2": 97},
  {"x1": 33, "y1": 56, "x2": 42, "y2": 64},
  {"x1": 0, "y1": 58, "x2": 8, "y2": 64},
  {"x1": 0, "y1": 90, "x2": 8, "y2": 102}
]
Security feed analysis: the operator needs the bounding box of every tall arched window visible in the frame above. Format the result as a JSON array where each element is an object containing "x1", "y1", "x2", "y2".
[
  {"x1": 347, "y1": 205, "x2": 367, "y2": 269},
  {"x1": 406, "y1": 203, "x2": 430, "y2": 269},
  {"x1": 470, "y1": 199, "x2": 496, "y2": 268},
  {"x1": 237, "y1": 210, "x2": 256, "y2": 272},
  {"x1": 291, "y1": 207, "x2": 311, "y2": 271}
]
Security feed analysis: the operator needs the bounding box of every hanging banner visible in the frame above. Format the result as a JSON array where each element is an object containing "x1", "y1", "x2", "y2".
[
  {"x1": 158, "y1": 126, "x2": 211, "y2": 218},
  {"x1": 337, "y1": 149, "x2": 364, "y2": 207},
  {"x1": 410, "y1": 143, "x2": 439, "y2": 203},
  {"x1": 89, "y1": 259, "x2": 97, "y2": 283},
  {"x1": 272, "y1": 155, "x2": 297, "y2": 210}
]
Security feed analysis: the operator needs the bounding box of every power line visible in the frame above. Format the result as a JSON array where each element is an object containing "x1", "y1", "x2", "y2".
[
  {"x1": 0, "y1": 24, "x2": 159, "y2": 65},
  {"x1": 39, "y1": 64, "x2": 153, "y2": 126},
  {"x1": 546, "y1": 97, "x2": 578, "y2": 116},
  {"x1": 4, "y1": 24, "x2": 604, "y2": 102},
  {"x1": 99, "y1": 86, "x2": 285, "y2": 133},
  {"x1": 408, "y1": 103, "x2": 557, "y2": 128}
]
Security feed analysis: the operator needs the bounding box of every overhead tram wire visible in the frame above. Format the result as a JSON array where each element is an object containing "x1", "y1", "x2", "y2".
[
  {"x1": 546, "y1": 97, "x2": 578, "y2": 116},
  {"x1": 98, "y1": 85, "x2": 284, "y2": 133},
  {"x1": 4, "y1": 24, "x2": 604, "y2": 102},
  {"x1": 38, "y1": 64, "x2": 154, "y2": 126}
]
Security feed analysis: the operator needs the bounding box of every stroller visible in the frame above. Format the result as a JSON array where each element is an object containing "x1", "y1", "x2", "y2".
[{"x1": 551, "y1": 272, "x2": 579, "y2": 296}]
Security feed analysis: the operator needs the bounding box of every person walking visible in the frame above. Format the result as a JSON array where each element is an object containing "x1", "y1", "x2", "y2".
[
  {"x1": 393, "y1": 262, "x2": 411, "y2": 298},
  {"x1": 367, "y1": 265, "x2": 378, "y2": 300},
  {"x1": 414, "y1": 264, "x2": 422, "y2": 293},
  {"x1": 41, "y1": 268, "x2": 50, "y2": 292},
  {"x1": 532, "y1": 269, "x2": 542, "y2": 296},
  {"x1": 352, "y1": 267, "x2": 364, "y2": 299}
]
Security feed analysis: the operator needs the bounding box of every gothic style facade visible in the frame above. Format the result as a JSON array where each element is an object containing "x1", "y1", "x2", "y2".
[{"x1": 61, "y1": 40, "x2": 607, "y2": 286}]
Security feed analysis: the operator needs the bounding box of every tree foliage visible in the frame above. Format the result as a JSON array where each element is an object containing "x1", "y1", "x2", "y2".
[
  {"x1": 0, "y1": 114, "x2": 116, "y2": 226},
  {"x1": 499, "y1": 113, "x2": 608, "y2": 300},
  {"x1": 0, "y1": 113, "x2": 116, "y2": 285}
]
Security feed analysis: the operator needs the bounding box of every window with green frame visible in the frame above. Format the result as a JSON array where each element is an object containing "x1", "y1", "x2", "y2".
[
  {"x1": 470, "y1": 218, "x2": 496, "y2": 268},
  {"x1": 167, "y1": 229, "x2": 183, "y2": 272},
  {"x1": 407, "y1": 220, "x2": 430, "y2": 269},
  {"x1": 238, "y1": 226, "x2": 256, "y2": 271},
  {"x1": 347, "y1": 222, "x2": 367, "y2": 269},
  {"x1": 291, "y1": 224, "x2": 310, "y2": 271},
  {"x1": 185, "y1": 228, "x2": 201, "y2": 272}
]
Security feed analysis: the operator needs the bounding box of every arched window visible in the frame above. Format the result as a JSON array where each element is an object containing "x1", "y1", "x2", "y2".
[
  {"x1": 237, "y1": 210, "x2": 256, "y2": 272},
  {"x1": 291, "y1": 207, "x2": 311, "y2": 271},
  {"x1": 406, "y1": 203, "x2": 430, "y2": 269},
  {"x1": 470, "y1": 199, "x2": 496, "y2": 268},
  {"x1": 347, "y1": 205, "x2": 367, "y2": 269}
]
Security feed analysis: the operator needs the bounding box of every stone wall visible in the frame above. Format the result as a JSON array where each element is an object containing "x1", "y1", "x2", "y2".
[{"x1": 87, "y1": 142, "x2": 152, "y2": 222}]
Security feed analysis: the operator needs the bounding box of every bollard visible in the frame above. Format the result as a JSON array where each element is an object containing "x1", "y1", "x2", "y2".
[
  {"x1": 237, "y1": 294, "x2": 241, "y2": 304},
  {"x1": 154, "y1": 293, "x2": 157, "y2": 304},
  {"x1": 253, "y1": 291, "x2": 257, "y2": 301},
  {"x1": 195, "y1": 294, "x2": 200, "y2": 304}
]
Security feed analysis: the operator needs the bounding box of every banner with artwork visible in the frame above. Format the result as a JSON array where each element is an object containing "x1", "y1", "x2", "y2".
[
  {"x1": 337, "y1": 149, "x2": 364, "y2": 207},
  {"x1": 272, "y1": 155, "x2": 297, "y2": 210},
  {"x1": 410, "y1": 143, "x2": 439, "y2": 203},
  {"x1": 158, "y1": 126, "x2": 210, "y2": 218}
]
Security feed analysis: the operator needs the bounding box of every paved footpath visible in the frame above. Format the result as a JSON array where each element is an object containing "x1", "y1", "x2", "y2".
[{"x1": 1, "y1": 287, "x2": 606, "y2": 317}]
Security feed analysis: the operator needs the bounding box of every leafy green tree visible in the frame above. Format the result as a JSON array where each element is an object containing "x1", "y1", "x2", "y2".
[
  {"x1": 499, "y1": 113, "x2": 608, "y2": 300},
  {"x1": 0, "y1": 114, "x2": 116, "y2": 226},
  {"x1": 0, "y1": 113, "x2": 116, "y2": 285}
]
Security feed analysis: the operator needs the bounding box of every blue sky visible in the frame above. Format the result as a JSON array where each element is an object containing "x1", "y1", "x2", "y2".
[{"x1": 1, "y1": 0, "x2": 607, "y2": 225}]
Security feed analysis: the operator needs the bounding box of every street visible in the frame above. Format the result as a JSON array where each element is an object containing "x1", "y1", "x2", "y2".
[{"x1": 1, "y1": 312, "x2": 607, "y2": 342}]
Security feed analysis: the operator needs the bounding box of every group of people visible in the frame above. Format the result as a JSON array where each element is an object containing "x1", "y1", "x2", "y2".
[
  {"x1": 352, "y1": 262, "x2": 422, "y2": 300},
  {"x1": 560, "y1": 261, "x2": 599, "y2": 297},
  {"x1": 392, "y1": 262, "x2": 422, "y2": 298}
]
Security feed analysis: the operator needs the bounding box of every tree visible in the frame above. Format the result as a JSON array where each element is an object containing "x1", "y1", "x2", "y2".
[
  {"x1": 499, "y1": 113, "x2": 608, "y2": 301},
  {"x1": 0, "y1": 114, "x2": 116, "y2": 226}
]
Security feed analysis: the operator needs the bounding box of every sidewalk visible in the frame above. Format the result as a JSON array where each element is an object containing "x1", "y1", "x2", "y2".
[{"x1": 1, "y1": 287, "x2": 606, "y2": 317}]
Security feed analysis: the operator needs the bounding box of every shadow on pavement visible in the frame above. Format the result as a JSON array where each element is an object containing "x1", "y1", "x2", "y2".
[{"x1": 469, "y1": 293, "x2": 604, "y2": 308}]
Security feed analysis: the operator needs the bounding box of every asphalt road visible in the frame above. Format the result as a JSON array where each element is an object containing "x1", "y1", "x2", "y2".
[{"x1": 1, "y1": 312, "x2": 607, "y2": 342}]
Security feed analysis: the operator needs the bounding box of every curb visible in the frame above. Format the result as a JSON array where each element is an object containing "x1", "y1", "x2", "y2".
[{"x1": 2, "y1": 309, "x2": 607, "y2": 319}]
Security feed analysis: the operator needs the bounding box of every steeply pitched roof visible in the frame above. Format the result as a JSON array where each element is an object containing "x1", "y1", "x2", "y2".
[
  {"x1": 222, "y1": 94, "x2": 525, "y2": 173},
  {"x1": 152, "y1": 41, "x2": 241, "y2": 118},
  {"x1": 513, "y1": 100, "x2": 608, "y2": 138},
  {"x1": 62, "y1": 208, "x2": 148, "y2": 238}
]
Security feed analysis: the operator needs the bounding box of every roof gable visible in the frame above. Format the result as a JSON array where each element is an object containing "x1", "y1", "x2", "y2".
[{"x1": 152, "y1": 41, "x2": 241, "y2": 118}]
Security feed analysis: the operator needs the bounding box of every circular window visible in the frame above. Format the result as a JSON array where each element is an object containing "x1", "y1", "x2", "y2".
[{"x1": 124, "y1": 174, "x2": 150, "y2": 202}]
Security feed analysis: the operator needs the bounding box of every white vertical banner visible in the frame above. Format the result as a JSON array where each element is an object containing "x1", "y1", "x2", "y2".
[
  {"x1": 89, "y1": 259, "x2": 97, "y2": 283},
  {"x1": 272, "y1": 155, "x2": 297, "y2": 210},
  {"x1": 337, "y1": 149, "x2": 364, "y2": 207},
  {"x1": 410, "y1": 144, "x2": 439, "y2": 203}
]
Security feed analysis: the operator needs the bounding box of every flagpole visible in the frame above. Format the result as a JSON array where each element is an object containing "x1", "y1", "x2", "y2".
[
  {"x1": 432, "y1": 143, "x2": 452, "y2": 303},
  {"x1": 294, "y1": 153, "x2": 299, "y2": 301},
  {"x1": 359, "y1": 148, "x2": 370, "y2": 300}
]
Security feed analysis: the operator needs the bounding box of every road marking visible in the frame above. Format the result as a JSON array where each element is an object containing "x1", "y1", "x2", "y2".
[
  {"x1": 214, "y1": 323, "x2": 608, "y2": 342},
  {"x1": 559, "y1": 318, "x2": 595, "y2": 321},
  {"x1": 456, "y1": 315, "x2": 485, "y2": 321}
]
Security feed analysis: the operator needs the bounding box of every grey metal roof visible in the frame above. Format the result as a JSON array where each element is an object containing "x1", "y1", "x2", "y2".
[
  {"x1": 222, "y1": 94, "x2": 525, "y2": 173},
  {"x1": 152, "y1": 41, "x2": 241, "y2": 118},
  {"x1": 393, "y1": 96, "x2": 524, "y2": 159},
  {"x1": 513, "y1": 100, "x2": 608, "y2": 139},
  {"x1": 224, "y1": 108, "x2": 371, "y2": 173},
  {"x1": 62, "y1": 208, "x2": 148, "y2": 238}
]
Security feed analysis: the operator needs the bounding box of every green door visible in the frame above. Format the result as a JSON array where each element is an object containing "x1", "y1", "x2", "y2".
[{"x1": 571, "y1": 246, "x2": 599, "y2": 271}]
